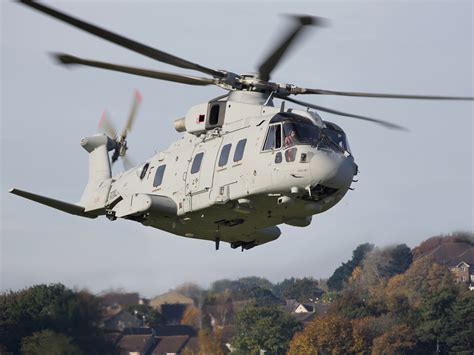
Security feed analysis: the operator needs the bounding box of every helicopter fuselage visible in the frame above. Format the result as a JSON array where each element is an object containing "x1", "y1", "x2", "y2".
[{"x1": 105, "y1": 92, "x2": 357, "y2": 249}]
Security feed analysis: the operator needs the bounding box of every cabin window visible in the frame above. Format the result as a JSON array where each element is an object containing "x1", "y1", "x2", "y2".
[
  {"x1": 275, "y1": 152, "x2": 282, "y2": 164},
  {"x1": 209, "y1": 105, "x2": 220, "y2": 125},
  {"x1": 285, "y1": 147, "x2": 297, "y2": 162},
  {"x1": 263, "y1": 124, "x2": 282, "y2": 151},
  {"x1": 191, "y1": 152, "x2": 204, "y2": 174},
  {"x1": 218, "y1": 144, "x2": 232, "y2": 167},
  {"x1": 233, "y1": 139, "x2": 247, "y2": 162},
  {"x1": 153, "y1": 165, "x2": 166, "y2": 187},
  {"x1": 139, "y1": 163, "x2": 149, "y2": 180}
]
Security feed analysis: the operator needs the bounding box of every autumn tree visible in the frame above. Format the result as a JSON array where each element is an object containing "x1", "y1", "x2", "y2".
[
  {"x1": 196, "y1": 329, "x2": 226, "y2": 355},
  {"x1": 181, "y1": 305, "x2": 201, "y2": 329},
  {"x1": 372, "y1": 325, "x2": 417, "y2": 354},
  {"x1": 288, "y1": 314, "x2": 353, "y2": 354},
  {"x1": 232, "y1": 303, "x2": 301, "y2": 354},
  {"x1": 351, "y1": 315, "x2": 397, "y2": 354}
]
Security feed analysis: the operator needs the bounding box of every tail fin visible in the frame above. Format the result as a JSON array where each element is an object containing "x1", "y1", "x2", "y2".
[
  {"x1": 9, "y1": 188, "x2": 96, "y2": 218},
  {"x1": 79, "y1": 134, "x2": 115, "y2": 214}
]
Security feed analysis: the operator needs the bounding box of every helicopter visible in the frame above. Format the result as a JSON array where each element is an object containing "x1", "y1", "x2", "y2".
[{"x1": 10, "y1": 1, "x2": 473, "y2": 251}]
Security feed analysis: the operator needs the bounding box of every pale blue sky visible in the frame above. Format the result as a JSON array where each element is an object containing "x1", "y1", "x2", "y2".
[{"x1": 1, "y1": 1, "x2": 472, "y2": 297}]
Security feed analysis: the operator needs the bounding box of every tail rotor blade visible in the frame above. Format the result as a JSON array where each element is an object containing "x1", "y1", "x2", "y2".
[
  {"x1": 98, "y1": 111, "x2": 118, "y2": 139},
  {"x1": 121, "y1": 90, "x2": 142, "y2": 139},
  {"x1": 121, "y1": 154, "x2": 136, "y2": 171}
]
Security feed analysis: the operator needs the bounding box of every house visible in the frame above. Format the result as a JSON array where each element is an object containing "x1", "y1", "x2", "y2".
[
  {"x1": 428, "y1": 242, "x2": 474, "y2": 286},
  {"x1": 116, "y1": 325, "x2": 200, "y2": 355},
  {"x1": 117, "y1": 331, "x2": 156, "y2": 355},
  {"x1": 149, "y1": 291, "x2": 194, "y2": 311},
  {"x1": 101, "y1": 310, "x2": 142, "y2": 332}
]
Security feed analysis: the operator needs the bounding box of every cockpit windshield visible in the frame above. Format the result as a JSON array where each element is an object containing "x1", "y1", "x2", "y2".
[
  {"x1": 283, "y1": 122, "x2": 321, "y2": 147},
  {"x1": 323, "y1": 128, "x2": 351, "y2": 153}
]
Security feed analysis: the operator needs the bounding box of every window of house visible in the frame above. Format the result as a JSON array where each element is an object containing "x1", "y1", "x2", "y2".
[
  {"x1": 191, "y1": 152, "x2": 204, "y2": 174},
  {"x1": 153, "y1": 165, "x2": 166, "y2": 187},
  {"x1": 233, "y1": 139, "x2": 247, "y2": 162},
  {"x1": 218, "y1": 144, "x2": 232, "y2": 167}
]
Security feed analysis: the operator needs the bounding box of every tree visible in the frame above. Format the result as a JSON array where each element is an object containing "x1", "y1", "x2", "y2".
[
  {"x1": 372, "y1": 325, "x2": 417, "y2": 354},
  {"x1": 288, "y1": 314, "x2": 353, "y2": 355},
  {"x1": 383, "y1": 244, "x2": 412, "y2": 278},
  {"x1": 196, "y1": 329, "x2": 226, "y2": 355},
  {"x1": 181, "y1": 305, "x2": 201, "y2": 329},
  {"x1": 351, "y1": 315, "x2": 396, "y2": 354},
  {"x1": 0, "y1": 284, "x2": 112, "y2": 353},
  {"x1": 445, "y1": 291, "x2": 474, "y2": 352},
  {"x1": 273, "y1": 277, "x2": 323, "y2": 302},
  {"x1": 174, "y1": 283, "x2": 204, "y2": 304},
  {"x1": 327, "y1": 243, "x2": 374, "y2": 291},
  {"x1": 211, "y1": 277, "x2": 273, "y2": 294},
  {"x1": 20, "y1": 330, "x2": 82, "y2": 355},
  {"x1": 232, "y1": 303, "x2": 301, "y2": 354},
  {"x1": 125, "y1": 303, "x2": 164, "y2": 328}
]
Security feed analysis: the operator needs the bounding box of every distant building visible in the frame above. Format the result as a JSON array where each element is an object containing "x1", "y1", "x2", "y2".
[
  {"x1": 101, "y1": 310, "x2": 141, "y2": 332},
  {"x1": 427, "y1": 242, "x2": 474, "y2": 287},
  {"x1": 116, "y1": 326, "x2": 200, "y2": 355},
  {"x1": 149, "y1": 291, "x2": 194, "y2": 311},
  {"x1": 281, "y1": 299, "x2": 328, "y2": 324}
]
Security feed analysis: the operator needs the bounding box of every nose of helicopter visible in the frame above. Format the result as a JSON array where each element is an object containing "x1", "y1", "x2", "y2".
[{"x1": 310, "y1": 151, "x2": 356, "y2": 189}]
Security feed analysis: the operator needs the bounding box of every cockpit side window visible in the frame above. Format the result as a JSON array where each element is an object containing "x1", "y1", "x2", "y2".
[
  {"x1": 263, "y1": 124, "x2": 282, "y2": 151},
  {"x1": 324, "y1": 128, "x2": 350, "y2": 153}
]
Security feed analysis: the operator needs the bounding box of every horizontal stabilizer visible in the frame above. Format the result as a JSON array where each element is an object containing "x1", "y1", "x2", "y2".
[{"x1": 9, "y1": 188, "x2": 97, "y2": 219}]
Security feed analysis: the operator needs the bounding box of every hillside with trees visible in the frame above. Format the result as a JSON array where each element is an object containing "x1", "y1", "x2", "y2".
[{"x1": 1, "y1": 232, "x2": 472, "y2": 354}]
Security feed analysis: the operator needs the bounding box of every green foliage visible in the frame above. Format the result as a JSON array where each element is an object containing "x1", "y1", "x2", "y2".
[
  {"x1": 382, "y1": 244, "x2": 413, "y2": 278},
  {"x1": 232, "y1": 303, "x2": 302, "y2": 354},
  {"x1": 327, "y1": 243, "x2": 374, "y2": 291},
  {"x1": 125, "y1": 303, "x2": 164, "y2": 328},
  {"x1": 445, "y1": 291, "x2": 474, "y2": 352},
  {"x1": 0, "y1": 284, "x2": 112, "y2": 354},
  {"x1": 273, "y1": 277, "x2": 323, "y2": 303},
  {"x1": 210, "y1": 276, "x2": 273, "y2": 293},
  {"x1": 20, "y1": 330, "x2": 82, "y2": 355}
]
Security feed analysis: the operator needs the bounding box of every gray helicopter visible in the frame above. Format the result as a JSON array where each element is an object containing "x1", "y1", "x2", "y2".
[{"x1": 10, "y1": 1, "x2": 473, "y2": 251}]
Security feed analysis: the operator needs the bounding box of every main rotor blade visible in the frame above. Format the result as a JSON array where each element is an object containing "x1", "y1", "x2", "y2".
[
  {"x1": 19, "y1": 0, "x2": 224, "y2": 78},
  {"x1": 258, "y1": 15, "x2": 325, "y2": 82},
  {"x1": 280, "y1": 95, "x2": 408, "y2": 131},
  {"x1": 54, "y1": 53, "x2": 216, "y2": 86},
  {"x1": 121, "y1": 90, "x2": 142, "y2": 139},
  {"x1": 299, "y1": 88, "x2": 474, "y2": 101}
]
